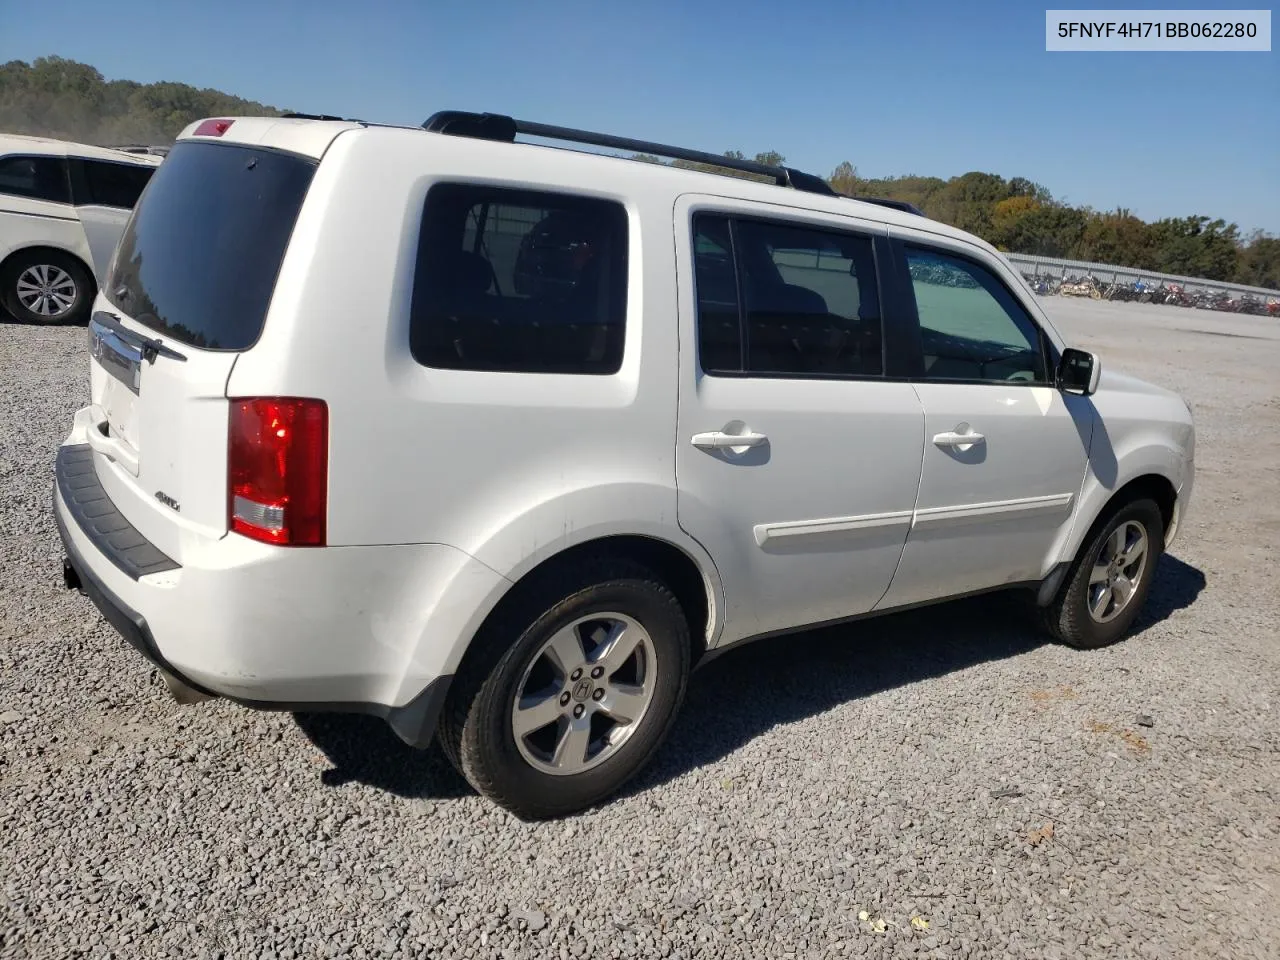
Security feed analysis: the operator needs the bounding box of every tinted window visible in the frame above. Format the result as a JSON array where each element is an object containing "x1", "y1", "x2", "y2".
[
  {"x1": 693, "y1": 215, "x2": 883, "y2": 378},
  {"x1": 0, "y1": 155, "x2": 71, "y2": 204},
  {"x1": 82, "y1": 159, "x2": 155, "y2": 209},
  {"x1": 904, "y1": 247, "x2": 1048, "y2": 383},
  {"x1": 411, "y1": 184, "x2": 628, "y2": 374},
  {"x1": 108, "y1": 141, "x2": 315, "y2": 350},
  {"x1": 692, "y1": 215, "x2": 741, "y2": 373}
]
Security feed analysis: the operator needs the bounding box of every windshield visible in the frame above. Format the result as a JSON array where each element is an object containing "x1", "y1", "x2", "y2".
[{"x1": 106, "y1": 140, "x2": 316, "y2": 350}]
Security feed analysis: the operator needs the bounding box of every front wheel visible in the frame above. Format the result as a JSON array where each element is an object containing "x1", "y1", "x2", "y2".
[
  {"x1": 1041, "y1": 498, "x2": 1165, "y2": 650},
  {"x1": 439, "y1": 559, "x2": 691, "y2": 820}
]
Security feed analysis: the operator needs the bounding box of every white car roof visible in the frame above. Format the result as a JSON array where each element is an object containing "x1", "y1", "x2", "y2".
[
  {"x1": 0, "y1": 133, "x2": 164, "y2": 166},
  {"x1": 177, "y1": 115, "x2": 990, "y2": 248}
]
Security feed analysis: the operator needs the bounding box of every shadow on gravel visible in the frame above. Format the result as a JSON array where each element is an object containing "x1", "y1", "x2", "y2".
[
  {"x1": 294, "y1": 553, "x2": 1204, "y2": 801},
  {"x1": 625, "y1": 553, "x2": 1205, "y2": 796},
  {"x1": 292, "y1": 714, "x2": 472, "y2": 799}
]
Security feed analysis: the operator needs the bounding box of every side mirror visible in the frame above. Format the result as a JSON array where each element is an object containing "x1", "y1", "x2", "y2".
[{"x1": 1058, "y1": 348, "x2": 1101, "y2": 396}]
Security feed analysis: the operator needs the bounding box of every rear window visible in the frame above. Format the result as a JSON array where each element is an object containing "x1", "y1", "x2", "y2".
[{"x1": 107, "y1": 141, "x2": 316, "y2": 350}]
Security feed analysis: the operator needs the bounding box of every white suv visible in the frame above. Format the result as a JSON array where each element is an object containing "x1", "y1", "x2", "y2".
[
  {"x1": 54, "y1": 112, "x2": 1195, "y2": 819},
  {"x1": 0, "y1": 134, "x2": 162, "y2": 325}
]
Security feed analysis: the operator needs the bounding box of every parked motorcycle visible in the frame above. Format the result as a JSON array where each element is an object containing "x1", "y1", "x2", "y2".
[{"x1": 1060, "y1": 274, "x2": 1103, "y2": 299}]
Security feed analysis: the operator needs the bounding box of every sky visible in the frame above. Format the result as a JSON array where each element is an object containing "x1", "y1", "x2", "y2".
[{"x1": 2, "y1": 0, "x2": 1276, "y2": 232}]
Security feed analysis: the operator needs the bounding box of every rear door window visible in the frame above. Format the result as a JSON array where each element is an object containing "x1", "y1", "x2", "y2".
[
  {"x1": 107, "y1": 141, "x2": 315, "y2": 350},
  {"x1": 692, "y1": 215, "x2": 742, "y2": 373},
  {"x1": 410, "y1": 183, "x2": 629, "y2": 374},
  {"x1": 81, "y1": 159, "x2": 155, "y2": 209},
  {"x1": 692, "y1": 213, "x2": 884, "y2": 378},
  {"x1": 0, "y1": 155, "x2": 71, "y2": 204}
]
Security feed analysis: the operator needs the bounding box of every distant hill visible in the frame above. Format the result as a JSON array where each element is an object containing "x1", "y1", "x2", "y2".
[
  {"x1": 0, "y1": 55, "x2": 282, "y2": 146},
  {"x1": 1, "y1": 55, "x2": 1274, "y2": 287}
]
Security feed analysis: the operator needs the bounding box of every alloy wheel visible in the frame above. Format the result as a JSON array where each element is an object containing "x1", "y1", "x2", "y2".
[
  {"x1": 15, "y1": 264, "x2": 77, "y2": 319},
  {"x1": 511, "y1": 613, "x2": 657, "y2": 775},
  {"x1": 1087, "y1": 520, "x2": 1149, "y2": 623}
]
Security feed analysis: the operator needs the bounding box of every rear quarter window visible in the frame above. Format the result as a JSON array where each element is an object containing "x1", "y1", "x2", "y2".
[
  {"x1": 410, "y1": 183, "x2": 629, "y2": 374},
  {"x1": 107, "y1": 141, "x2": 315, "y2": 350}
]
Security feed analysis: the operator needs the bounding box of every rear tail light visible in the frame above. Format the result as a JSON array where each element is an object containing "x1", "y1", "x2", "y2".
[{"x1": 228, "y1": 398, "x2": 328, "y2": 546}]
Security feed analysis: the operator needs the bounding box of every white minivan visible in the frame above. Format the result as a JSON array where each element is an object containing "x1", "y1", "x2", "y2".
[
  {"x1": 0, "y1": 134, "x2": 161, "y2": 325},
  {"x1": 55, "y1": 112, "x2": 1195, "y2": 819}
]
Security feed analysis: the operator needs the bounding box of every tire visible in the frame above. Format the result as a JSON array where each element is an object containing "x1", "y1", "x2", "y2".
[
  {"x1": 438, "y1": 558, "x2": 691, "y2": 820},
  {"x1": 1040, "y1": 498, "x2": 1164, "y2": 650},
  {"x1": 0, "y1": 249, "x2": 95, "y2": 326}
]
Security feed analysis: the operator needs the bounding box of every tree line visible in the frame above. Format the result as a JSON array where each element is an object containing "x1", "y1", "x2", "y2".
[
  {"x1": 3, "y1": 56, "x2": 1276, "y2": 289},
  {"x1": 0, "y1": 56, "x2": 280, "y2": 148}
]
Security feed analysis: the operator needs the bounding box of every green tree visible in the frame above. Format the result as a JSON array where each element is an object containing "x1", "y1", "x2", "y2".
[
  {"x1": 990, "y1": 196, "x2": 1043, "y2": 251},
  {"x1": 827, "y1": 161, "x2": 859, "y2": 196},
  {"x1": 928, "y1": 172, "x2": 1012, "y2": 237},
  {"x1": 997, "y1": 204, "x2": 1088, "y2": 257},
  {"x1": 842, "y1": 174, "x2": 947, "y2": 212},
  {"x1": 1073, "y1": 210, "x2": 1157, "y2": 269},
  {"x1": 1234, "y1": 231, "x2": 1280, "y2": 289},
  {"x1": 1148, "y1": 216, "x2": 1241, "y2": 280},
  {"x1": 1008, "y1": 177, "x2": 1054, "y2": 203}
]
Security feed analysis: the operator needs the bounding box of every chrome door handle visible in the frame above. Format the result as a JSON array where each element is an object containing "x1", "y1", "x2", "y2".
[
  {"x1": 691, "y1": 431, "x2": 768, "y2": 450},
  {"x1": 932, "y1": 428, "x2": 985, "y2": 448}
]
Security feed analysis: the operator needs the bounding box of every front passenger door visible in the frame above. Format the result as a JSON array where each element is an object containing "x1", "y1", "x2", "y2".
[{"x1": 876, "y1": 241, "x2": 1092, "y2": 611}]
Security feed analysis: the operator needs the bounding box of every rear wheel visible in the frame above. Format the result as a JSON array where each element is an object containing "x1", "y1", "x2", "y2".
[
  {"x1": 1, "y1": 250, "x2": 94, "y2": 325},
  {"x1": 439, "y1": 558, "x2": 690, "y2": 820},
  {"x1": 1041, "y1": 498, "x2": 1164, "y2": 649}
]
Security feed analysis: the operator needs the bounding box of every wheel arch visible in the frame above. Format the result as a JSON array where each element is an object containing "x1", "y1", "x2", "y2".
[
  {"x1": 1109, "y1": 473, "x2": 1177, "y2": 535},
  {"x1": 0, "y1": 244, "x2": 96, "y2": 284},
  {"x1": 448, "y1": 532, "x2": 723, "y2": 683},
  {"x1": 1063, "y1": 468, "x2": 1180, "y2": 568},
  {"x1": 1037, "y1": 469, "x2": 1180, "y2": 609}
]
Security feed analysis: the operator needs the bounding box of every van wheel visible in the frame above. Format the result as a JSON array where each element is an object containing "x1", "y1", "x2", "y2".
[
  {"x1": 1, "y1": 251, "x2": 94, "y2": 325},
  {"x1": 439, "y1": 559, "x2": 690, "y2": 820},
  {"x1": 1041, "y1": 498, "x2": 1164, "y2": 650}
]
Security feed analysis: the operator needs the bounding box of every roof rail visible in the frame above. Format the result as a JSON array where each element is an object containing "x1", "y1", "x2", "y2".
[
  {"x1": 421, "y1": 110, "x2": 836, "y2": 197},
  {"x1": 849, "y1": 196, "x2": 925, "y2": 216}
]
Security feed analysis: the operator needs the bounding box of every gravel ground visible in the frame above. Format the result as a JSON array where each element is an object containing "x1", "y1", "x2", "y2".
[{"x1": 1, "y1": 299, "x2": 1277, "y2": 960}]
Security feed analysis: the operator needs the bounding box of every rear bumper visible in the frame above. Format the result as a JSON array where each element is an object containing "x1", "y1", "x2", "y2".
[
  {"x1": 56, "y1": 501, "x2": 220, "y2": 699},
  {"x1": 52, "y1": 443, "x2": 497, "y2": 748}
]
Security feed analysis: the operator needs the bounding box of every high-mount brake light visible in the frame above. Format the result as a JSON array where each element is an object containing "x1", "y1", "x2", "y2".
[
  {"x1": 228, "y1": 398, "x2": 328, "y2": 546},
  {"x1": 193, "y1": 118, "x2": 234, "y2": 137}
]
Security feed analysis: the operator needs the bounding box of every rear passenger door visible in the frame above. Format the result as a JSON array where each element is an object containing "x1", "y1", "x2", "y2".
[{"x1": 673, "y1": 195, "x2": 925, "y2": 644}]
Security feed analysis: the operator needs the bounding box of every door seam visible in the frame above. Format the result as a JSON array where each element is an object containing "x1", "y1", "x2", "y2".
[{"x1": 872, "y1": 381, "x2": 928, "y2": 611}]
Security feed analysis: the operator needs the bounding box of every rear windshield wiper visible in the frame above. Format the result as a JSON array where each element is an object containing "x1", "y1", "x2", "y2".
[{"x1": 92, "y1": 311, "x2": 187, "y2": 364}]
